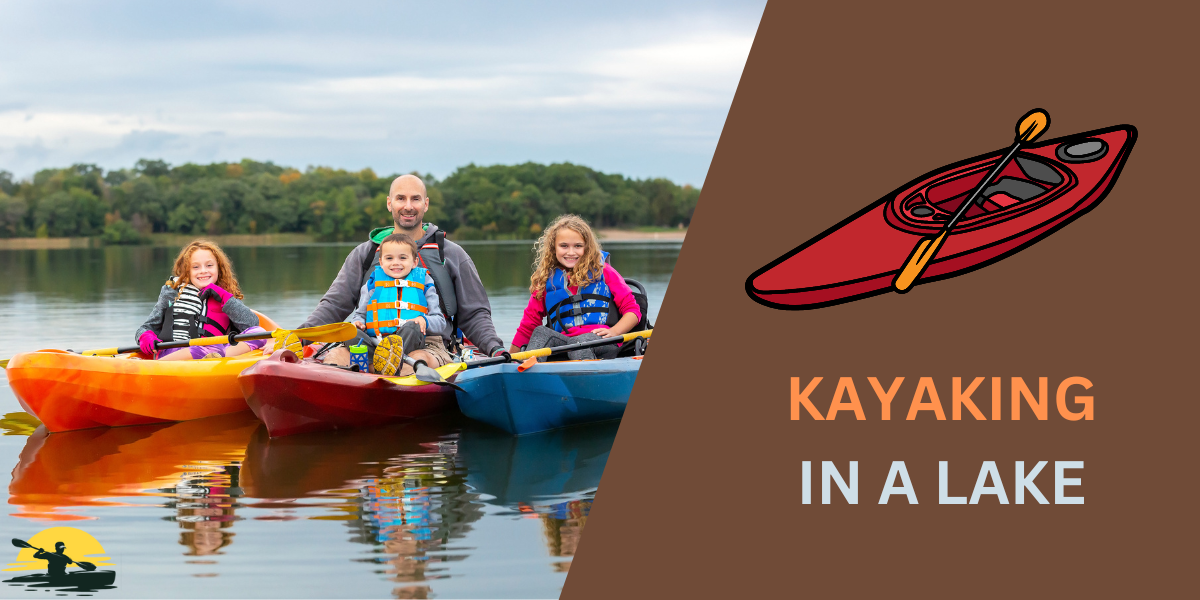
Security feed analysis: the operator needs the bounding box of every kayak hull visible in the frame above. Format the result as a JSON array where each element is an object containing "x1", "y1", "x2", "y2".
[
  {"x1": 7, "y1": 350, "x2": 267, "y2": 433},
  {"x1": 238, "y1": 354, "x2": 458, "y2": 438},
  {"x1": 454, "y1": 357, "x2": 641, "y2": 435},
  {"x1": 4, "y1": 570, "x2": 116, "y2": 588},
  {"x1": 747, "y1": 125, "x2": 1137, "y2": 309}
]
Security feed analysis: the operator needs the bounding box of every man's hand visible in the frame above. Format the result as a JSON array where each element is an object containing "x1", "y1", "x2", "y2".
[
  {"x1": 353, "y1": 320, "x2": 366, "y2": 331},
  {"x1": 416, "y1": 317, "x2": 427, "y2": 334}
]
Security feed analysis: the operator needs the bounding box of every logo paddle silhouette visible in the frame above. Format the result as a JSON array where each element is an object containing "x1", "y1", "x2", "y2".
[{"x1": 11, "y1": 538, "x2": 97, "y2": 576}]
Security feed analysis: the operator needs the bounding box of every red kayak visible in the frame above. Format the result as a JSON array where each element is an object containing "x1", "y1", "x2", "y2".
[
  {"x1": 747, "y1": 124, "x2": 1137, "y2": 309},
  {"x1": 237, "y1": 351, "x2": 460, "y2": 437}
]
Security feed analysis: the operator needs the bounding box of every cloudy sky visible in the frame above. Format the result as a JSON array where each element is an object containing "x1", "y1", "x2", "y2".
[{"x1": 0, "y1": 1, "x2": 764, "y2": 186}]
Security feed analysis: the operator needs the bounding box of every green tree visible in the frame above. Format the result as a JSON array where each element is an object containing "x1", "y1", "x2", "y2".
[
  {"x1": 0, "y1": 193, "x2": 28, "y2": 237},
  {"x1": 33, "y1": 188, "x2": 106, "y2": 237}
]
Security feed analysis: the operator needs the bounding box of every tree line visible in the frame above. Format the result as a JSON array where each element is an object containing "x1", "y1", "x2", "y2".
[{"x1": 0, "y1": 159, "x2": 699, "y2": 243}]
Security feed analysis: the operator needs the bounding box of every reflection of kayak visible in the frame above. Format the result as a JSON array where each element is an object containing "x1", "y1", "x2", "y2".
[
  {"x1": 6, "y1": 313, "x2": 279, "y2": 432},
  {"x1": 458, "y1": 421, "x2": 617, "y2": 505},
  {"x1": 240, "y1": 416, "x2": 460, "y2": 499},
  {"x1": 8, "y1": 412, "x2": 261, "y2": 521},
  {"x1": 454, "y1": 358, "x2": 641, "y2": 435},
  {"x1": 4, "y1": 570, "x2": 116, "y2": 588},
  {"x1": 747, "y1": 125, "x2": 1137, "y2": 309},
  {"x1": 238, "y1": 352, "x2": 460, "y2": 438}
]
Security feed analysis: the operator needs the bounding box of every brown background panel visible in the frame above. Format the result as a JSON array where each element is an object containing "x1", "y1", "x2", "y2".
[{"x1": 566, "y1": 1, "x2": 1196, "y2": 598}]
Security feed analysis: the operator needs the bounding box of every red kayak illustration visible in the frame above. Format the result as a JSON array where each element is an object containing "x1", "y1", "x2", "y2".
[{"x1": 746, "y1": 109, "x2": 1136, "y2": 309}]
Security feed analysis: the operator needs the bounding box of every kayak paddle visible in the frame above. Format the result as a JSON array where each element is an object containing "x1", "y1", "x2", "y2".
[
  {"x1": 401, "y1": 354, "x2": 465, "y2": 391},
  {"x1": 0, "y1": 322, "x2": 357, "y2": 367},
  {"x1": 466, "y1": 330, "x2": 653, "y2": 369},
  {"x1": 10, "y1": 538, "x2": 97, "y2": 572},
  {"x1": 81, "y1": 322, "x2": 356, "y2": 357},
  {"x1": 893, "y1": 108, "x2": 1051, "y2": 292}
]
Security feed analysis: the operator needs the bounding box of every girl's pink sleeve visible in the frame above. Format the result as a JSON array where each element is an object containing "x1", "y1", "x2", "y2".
[
  {"x1": 604, "y1": 264, "x2": 642, "y2": 322},
  {"x1": 511, "y1": 293, "x2": 546, "y2": 348}
]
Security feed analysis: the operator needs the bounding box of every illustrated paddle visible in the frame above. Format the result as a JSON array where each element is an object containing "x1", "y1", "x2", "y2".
[
  {"x1": 465, "y1": 329, "x2": 653, "y2": 369},
  {"x1": 893, "y1": 108, "x2": 1051, "y2": 292},
  {"x1": 0, "y1": 322, "x2": 357, "y2": 368},
  {"x1": 10, "y1": 538, "x2": 97, "y2": 572}
]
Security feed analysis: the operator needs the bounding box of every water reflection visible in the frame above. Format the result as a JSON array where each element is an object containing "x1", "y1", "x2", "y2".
[
  {"x1": 8, "y1": 412, "x2": 260, "y2": 522},
  {"x1": 6, "y1": 410, "x2": 621, "y2": 592},
  {"x1": 541, "y1": 500, "x2": 591, "y2": 572},
  {"x1": 164, "y1": 464, "x2": 244, "y2": 558},
  {"x1": 458, "y1": 421, "x2": 617, "y2": 506},
  {"x1": 241, "y1": 417, "x2": 479, "y2": 598},
  {"x1": 459, "y1": 422, "x2": 615, "y2": 574}
]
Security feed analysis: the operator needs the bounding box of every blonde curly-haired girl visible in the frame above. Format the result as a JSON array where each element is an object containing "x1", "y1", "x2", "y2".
[{"x1": 510, "y1": 215, "x2": 642, "y2": 359}]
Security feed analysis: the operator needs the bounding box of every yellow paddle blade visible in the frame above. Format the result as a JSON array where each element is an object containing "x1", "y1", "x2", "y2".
[
  {"x1": 1016, "y1": 108, "x2": 1050, "y2": 142},
  {"x1": 271, "y1": 330, "x2": 303, "y2": 354},
  {"x1": 894, "y1": 231, "x2": 947, "y2": 292},
  {"x1": 0, "y1": 358, "x2": 9, "y2": 368},
  {"x1": 284, "y1": 322, "x2": 359, "y2": 343},
  {"x1": 381, "y1": 362, "x2": 466, "y2": 387}
]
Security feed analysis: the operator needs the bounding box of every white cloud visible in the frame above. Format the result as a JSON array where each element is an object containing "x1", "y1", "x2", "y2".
[{"x1": 0, "y1": 1, "x2": 765, "y2": 184}]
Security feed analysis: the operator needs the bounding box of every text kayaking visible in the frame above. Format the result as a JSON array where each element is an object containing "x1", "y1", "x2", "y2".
[
  {"x1": 790, "y1": 377, "x2": 1093, "y2": 420},
  {"x1": 798, "y1": 461, "x2": 1083, "y2": 504}
]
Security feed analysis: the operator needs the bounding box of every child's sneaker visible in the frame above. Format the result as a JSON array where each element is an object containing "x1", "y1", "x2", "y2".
[{"x1": 372, "y1": 335, "x2": 404, "y2": 376}]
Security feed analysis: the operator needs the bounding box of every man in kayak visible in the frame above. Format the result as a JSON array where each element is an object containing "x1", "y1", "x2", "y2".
[
  {"x1": 300, "y1": 174, "x2": 505, "y2": 368},
  {"x1": 34, "y1": 542, "x2": 74, "y2": 578}
]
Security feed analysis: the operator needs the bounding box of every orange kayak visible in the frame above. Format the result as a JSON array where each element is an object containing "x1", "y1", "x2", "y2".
[{"x1": 6, "y1": 314, "x2": 279, "y2": 433}]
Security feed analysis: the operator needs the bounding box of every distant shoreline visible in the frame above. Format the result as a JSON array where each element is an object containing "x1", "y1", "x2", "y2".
[{"x1": 0, "y1": 228, "x2": 686, "y2": 250}]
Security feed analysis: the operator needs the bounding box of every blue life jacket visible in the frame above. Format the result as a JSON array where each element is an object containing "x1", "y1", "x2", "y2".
[
  {"x1": 544, "y1": 251, "x2": 619, "y2": 333},
  {"x1": 364, "y1": 265, "x2": 429, "y2": 338}
]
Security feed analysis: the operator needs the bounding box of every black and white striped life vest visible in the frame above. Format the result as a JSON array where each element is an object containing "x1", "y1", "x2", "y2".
[{"x1": 157, "y1": 277, "x2": 233, "y2": 341}]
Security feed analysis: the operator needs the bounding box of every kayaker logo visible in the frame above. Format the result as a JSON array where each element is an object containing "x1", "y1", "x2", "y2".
[
  {"x1": 746, "y1": 109, "x2": 1137, "y2": 310},
  {"x1": 3, "y1": 527, "x2": 116, "y2": 592}
]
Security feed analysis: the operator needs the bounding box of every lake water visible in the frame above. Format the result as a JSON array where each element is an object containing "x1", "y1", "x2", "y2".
[{"x1": 0, "y1": 241, "x2": 677, "y2": 598}]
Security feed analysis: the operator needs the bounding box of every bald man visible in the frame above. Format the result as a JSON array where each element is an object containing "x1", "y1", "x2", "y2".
[{"x1": 300, "y1": 174, "x2": 505, "y2": 367}]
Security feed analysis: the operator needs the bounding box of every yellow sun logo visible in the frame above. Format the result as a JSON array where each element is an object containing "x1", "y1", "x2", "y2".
[{"x1": 5, "y1": 527, "x2": 113, "y2": 571}]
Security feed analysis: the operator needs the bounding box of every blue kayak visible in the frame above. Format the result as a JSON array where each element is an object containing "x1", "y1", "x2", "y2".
[{"x1": 454, "y1": 358, "x2": 641, "y2": 435}]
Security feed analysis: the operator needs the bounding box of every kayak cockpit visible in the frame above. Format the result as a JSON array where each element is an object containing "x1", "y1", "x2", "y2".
[{"x1": 892, "y1": 153, "x2": 1072, "y2": 232}]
